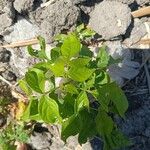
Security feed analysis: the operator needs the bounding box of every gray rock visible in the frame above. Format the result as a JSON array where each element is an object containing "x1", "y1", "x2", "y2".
[
  {"x1": 89, "y1": 1, "x2": 131, "y2": 40},
  {"x1": 136, "y1": 0, "x2": 150, "y2": 5},
  {"x1": 29, "y1": 0, "x2": 80, "y2": 42},
  {"x1": 0, "y1": 0, "x2": 15, "y2": 35},
  {"x1": 124, "y1": 18, "x2": 147, "y2": 47},
  {"x1": 71, "y1": 0, "x2": 87, "y2": 4},
  {"x1": 0, "y1": 50, "x2": 11, "y2": 62},
  {"x1": 13, "y1": 0, "x2": 34, "y2": 14},
  {"x1": 104, "y1": 0, "x2": 134, "y2": 5}
]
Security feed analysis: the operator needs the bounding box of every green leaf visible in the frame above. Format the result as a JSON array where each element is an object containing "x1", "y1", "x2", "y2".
[
  {"x1": 97, "y1": 82, "x2": 128, "y2": 117},
  {"x1": 109, "y1": 83, "x2": 128, "y2": 118},
  {"x1": 79, "y1": 46, "x2": 93, "y2": 57},
  {"x1": 76, "y1": 24, "x2": 84, "y2": 33},
  {"x1": 64, "y1": 84, "x2": 78, "y2": 94},
  {"x1": 61, "y1": 34, "x2": 81, "y2": 58},
  {"x1": 69, "y1": 57, "x2": 90, "y2": 67},
  {"x1": 22, "y1": 97, "x2": 40, "y2": 121},
  {"x1": 38, "y1": 95, "x2": 62, "y2": 123},
  {"x1": 80, "y1": 28, "x2": 96, "y2": 38},
  {"x1": 19, "y1": 78, "x2": 32, "y2": 96},
  {"x1": 97, "y1": 46, "x2": 110, "y2": 68},
  {"x1": 85, "y1": 74, "x2": 95, "y2": 89},
  {"x1": 51, "y1": 47, "x2": 61, "y2": 62},
  {"x1": 96, "y1": 109, "x2": 114, "y2": 136},
  {"x1": 78, "y1": 109, "x2": 97, "y2": 144},
  {"x1": 48, "y1": 57, "x2": 65, "y2": 76},
  {"x1": 59, "y1": 94, "x2": 75, "y2": 118},
  {"x1": 95, "y1": 71, "x2": 110, "y2": 85},
  {"x1": 33, "y1": 62, "x2": 51, "y2": 72},
  {"x1": 75, "y1": 91, "x2": 89, "y2": 113},
  {"x1": 37, "y1": 36, "x2": 46, "y2": 51},
  {"x1": 25, "y1": 68, "x2": 45, "y2": 93},
  {"x1": 104, "y1": 129, "x2": 132, "y2": 150},
  {"x1": 27, "y1": 45, "x2": 47, "y2": 60},
  {"x1": 27, "y1": 45, "x2": 38, "y2": 57},
  {"x1": 54, "y1": 34, "x2": 67, "y2": 42},
  {"x1": 61, "y1": 114, "x2": 80, "y2": 141},
  {"x1": 68, "y1": 66, "x2": 94, "y2": 82}
]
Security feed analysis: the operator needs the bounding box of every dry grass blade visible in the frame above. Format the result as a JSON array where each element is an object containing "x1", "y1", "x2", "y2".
[
  {"x1": 0, "y1": 38, "x2": 38, "y2": 48},
  {"x1": 138, "y1": 39, "x2": 150, "y2": 45},
  {"x1": 131, "y1": 6, "x2": 150, "y2": 18}
]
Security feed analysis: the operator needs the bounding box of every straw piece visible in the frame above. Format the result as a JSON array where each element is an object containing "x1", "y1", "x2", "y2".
[
  {"x1": 0, "y1": 38, "x2": 38, "y2": 48},
  {"x1": 131, "y1": 6, "x2": 150, "y2": 18}
]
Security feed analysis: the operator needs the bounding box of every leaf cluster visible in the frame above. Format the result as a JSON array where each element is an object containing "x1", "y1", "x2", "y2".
[{"x1": 19, "y1": 25, "x2": 131, "y2": 150}]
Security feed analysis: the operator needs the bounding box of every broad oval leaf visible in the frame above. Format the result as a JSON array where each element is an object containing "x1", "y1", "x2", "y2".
[
  {"x1": 61, "y1": 115, "x2": 80, "y2": 142},
  {"x1": 68, "y1": 66, "x2": 94, "y2": 82},
  {"x1": 25, "y1": 68, "x2": 45, "y2": 93},
  {"x1": 96, "y1": 109, "x2": 114, "y2": 136},
  {"x1": 61, "y1": 34, "x2": 81, "y2": 58},
  {"x1": 97, "y1": 46, "x2": 110, "y2": 68},
  {"x1": 38, "y1": 95, "x2": 62, "y2": 123},
  {"x1": 75, "y1": 91, "x2": 89, "y2": 113},
  {"x1": 78, "y1": 109, "x2": 97, "y2": 144},
  {"x1": 108, "y1": 82, "x2": 128, "y2": 118},
  {"x1": 19, "y1": 78, "x2": 32, "y2": 96},
  {"x1": 48, "y1": 57, "x2": 65, "y2": 77},
  {"x1": 69, "y1": 57, "x2": 90, "y2": 67}
]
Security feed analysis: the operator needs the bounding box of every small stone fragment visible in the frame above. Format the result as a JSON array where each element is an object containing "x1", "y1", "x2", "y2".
[
  {"x1": 0, "y1": 50, "x2": 11, "y2": 62},
  {"x1": 104, "y1": 0, "x2": 135, "y2": 5},
  {"x1": 13, "y1": 0, "x2": 34, "y2": 14},
  {"x1": 89, "y1": 1, "x2": 131, "y2": 40},
  {"x1": 124, "y1": 18, "x2": 147, "y2": 47},
  {"x1": 136, "y1": 0, "x2": 150, "y2": 5}
]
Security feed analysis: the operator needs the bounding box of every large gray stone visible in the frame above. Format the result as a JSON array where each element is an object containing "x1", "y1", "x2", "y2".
[
  {"x1": 89, "y1": 1, "x2": 131, "y2": 40},
  {"x1": 0, "y1": 0, "x2": 15, "y2": 35},
  {"x1": 29, "y1": 0, "x2": 80, "y2": 43}
]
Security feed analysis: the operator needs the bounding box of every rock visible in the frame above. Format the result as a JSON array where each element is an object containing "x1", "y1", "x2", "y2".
[
  {"x1": 89, "y1": 1, "x2": 131, "y2": 40},
  {"x1": 29, "y1": 125, "x2": 92, "y2": 150},
  {"x1": 13, "y1": 0, "x2": 34, "y2": 14},
  {"x1": 29, "y1": 132, "x2": 52, "y2": 150},
  {"x1": 0, "y1": 50, "x2": 11, "y2": 62},
  {"x1": 2, "y1": 70, "x2": 16, "y2": 81},
  {"x1": 124, "y1": 18, "x2": 147, "y2": 47},
  {"x1": 4, "y1": 16, "x2": 39, "y2": 42},
  {"x1": 104, "y1": 0, "x2": 134, "y2": 5},
  {"x1": 71, "y1": 0, "x2": 87, "y2": 4},
  {"x1": 29, "y1": 0, "x2": 80, "y2": 42},
  {"x1": 136, "y1": 0, "x2": 150, "y2": 5},
  {"x1": 0, "y1": 0, "x2": 15, "y2": 35}
]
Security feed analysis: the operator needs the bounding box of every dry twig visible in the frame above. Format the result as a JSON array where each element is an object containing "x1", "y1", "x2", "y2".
[
  {"x1": 0, "y1": 38, "x2": 38, "y2": 48},
  {"x1": 132, "y1": 6, "x2": 150, "y2": 18}
]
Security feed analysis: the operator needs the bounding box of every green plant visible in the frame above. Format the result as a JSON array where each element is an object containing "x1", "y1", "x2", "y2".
[
  {"x1": 0, "y1": 123, "x2": 29, "y2": 150},
  {"x1": 19, "y1": 25, "x2": 131, "y2": 150}
]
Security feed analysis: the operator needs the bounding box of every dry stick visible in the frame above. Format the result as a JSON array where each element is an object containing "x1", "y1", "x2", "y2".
[
  {"x1": 141, "y1": 22, "x2": 150, "y2": 94},
  {"x1": 131, "y1": 6, "x2": 150, "y2": 18},
  {"x1": 142, "y1": 53, "x2": 150, "y2": 94},
  {"x1": 138, "y1": 39, "x2": 150, "y2": 45},
  {"x1": 0, "y1": 38, "x2": 38, "y2": 48}
]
